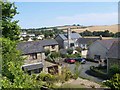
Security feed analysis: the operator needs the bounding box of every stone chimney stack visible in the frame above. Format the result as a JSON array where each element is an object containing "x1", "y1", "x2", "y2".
[
  {"x1": 67, "y1": 27, "x2": 71, "y2": 48},
  {"x1": 68, "y1": 27, "x2": 71, "y2": 40}
]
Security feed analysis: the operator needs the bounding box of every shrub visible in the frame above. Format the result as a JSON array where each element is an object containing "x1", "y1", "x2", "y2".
[
  {"x1": 60, "y1": 67, "x2": 73, "y2": 82},
  {"x1": 103, "y1": 74, "x2": 120, "y2": 89},
  {"x1": 67, "y1": 49, "x2": 73, "y2": 54},
  {"x1": 45, "y1": 49, "x2": 50, "y2": 56},
  {"x1": 66, "y1": 54, "x2": 76, "y2": 58},
  {"x1": 75, "y1": 47, "x2": 82, "y2": 52},
  {"x1": 72, "y1": 74, "x2": 78, "y2": 80},
  {"x1": 50, "y1": 52, "x2": 60, "y2": 59},
  {"x1": 60, "y1": 53, "x2": 66, "y2": 58},
  {"x1": 109, "y1": 64, "x2": 120, "y2": 77},
  {"x1": 65, "y1": 70, "x2": 73, "y2": 81},
  {"x1": 73, "y1": 62, "x2": 81, "y2": 80},
  {"x1": 90, "y1": 66, "x2": 108, "y2": 79},
  {"x1": 37, "y1": 72, "x2": 46, "y2": 81}
]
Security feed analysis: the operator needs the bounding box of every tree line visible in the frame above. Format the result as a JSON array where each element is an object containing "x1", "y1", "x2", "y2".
[
  {"x1": 80, "y1": 30, "x2": 120, "y2": 37},
  {"x1": 21, "y1": 27, "x2": 64, "y2": 39}
]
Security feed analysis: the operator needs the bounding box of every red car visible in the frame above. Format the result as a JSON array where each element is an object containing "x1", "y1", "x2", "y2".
[{"x1": 64, "y1": 58, "x2": 76, "y2": 64}]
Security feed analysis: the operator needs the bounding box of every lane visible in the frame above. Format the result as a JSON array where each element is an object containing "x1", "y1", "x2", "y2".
[{"x1": 63, "y1": 61, "x2": 104, "y2": 83}]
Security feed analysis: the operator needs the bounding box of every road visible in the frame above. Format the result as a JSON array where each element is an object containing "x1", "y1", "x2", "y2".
[{"x1": 62, "y1": 61, "x2": 104, "y2": 83}]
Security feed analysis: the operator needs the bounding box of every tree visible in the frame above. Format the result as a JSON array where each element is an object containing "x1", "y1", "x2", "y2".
[
  {"x1": 81, "y1": 30, "x2": 93, "y2": 36},
  {"x1": 114, "y1": 32, "x2": 120, "y2": 37},
  {"x1": 1, "y1": 1, "x2": 20, "y2": 40},
  {"x1": 1, "y1": 1, "x2": 43, "y2": 88},
  {"x1": 1, "y1": 38, "x2": 43, "y2": 88}
]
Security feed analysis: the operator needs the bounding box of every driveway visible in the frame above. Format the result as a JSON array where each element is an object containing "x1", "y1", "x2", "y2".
[{"x1": 62, "y1": 61, "x2": 104, "y2": 83}]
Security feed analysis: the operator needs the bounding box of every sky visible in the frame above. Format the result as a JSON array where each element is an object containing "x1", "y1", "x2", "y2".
[{"x1": 13, "y1": 2, "x2": 118, "y2": 29}]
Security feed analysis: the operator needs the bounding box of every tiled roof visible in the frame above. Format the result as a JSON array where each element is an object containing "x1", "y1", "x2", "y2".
[
  {"x1": 77, "y1": 38, "x2": 100, "y2": 44},
  {"x1": 38, "y1": 39, "x2": 58, "y2": 46},
  {"x1": 107, "y1": 40, "x2": 120, "y2": 59},
  {"x1": 58, "y1": 33, "x2": 81, "y2": 40},
  {"x1": 17, "y1": 39, "x2": 58, "y2": 55}
]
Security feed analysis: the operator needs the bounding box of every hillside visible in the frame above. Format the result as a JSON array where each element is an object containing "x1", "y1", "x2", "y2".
[{"x1": 60, "y1": 24, "x2": 119, "y2": 33}]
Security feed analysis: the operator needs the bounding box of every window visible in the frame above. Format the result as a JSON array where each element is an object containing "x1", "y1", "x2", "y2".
[
  {"x1": 52, "y1": 45, "x2": 55, "y2": 49},
  {"x1": 70, "y1": 43, "x2": 74, "y2": 47},
  {"x1": 30, "y1": 53, "x2": 37, "y2": 59},
  {"x1": 94, "y1": 55, "x2": 101, "y2": 60}
]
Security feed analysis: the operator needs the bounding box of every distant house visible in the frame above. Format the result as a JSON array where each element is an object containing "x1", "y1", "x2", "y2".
[
  {"x1": 36, "y1": 35, "x2": 44, "y2": 40},
  {"x1": 28, "y1": 33, "x2": 35, "y2": 37},
  {"x1": 39, "y1": 39, "x2": 59, "y2": 52},
  {"x1": 76, "y1": 37, "x2": 101, "y2": 58},
  {"x1": 107, "y1": 40, "x2": 120, "y2": 73},
  {"x1": 77, "y1": 37, "x2": 101, "y2": 50},
  {"x1": 87, "y1": 39, "x2": 118, "y2": 61},
  {"x1": 17, "y1": 39, "x2": 59, "y2": 74},
  {"x1": 55, "y1": 28, "x2": 81, "y2": 49},
  {"x1": 28, "y1": 37, "x2": 33, "y2": 41},
  {"x1": 20, "y1": 31, "x2": 27, "y2": 37}
]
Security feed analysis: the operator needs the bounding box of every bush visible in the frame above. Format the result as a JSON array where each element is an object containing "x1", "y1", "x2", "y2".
[
  {"x1": 72, "y1": 74, "x2": 78, "y2": 80},
  {"x1": 60, "y1": 67, "x2": 73, "y2": 82},
  {"x1": 45, "y1": 49, "x2": 50, "y2": 56},
  {"x1": 50, "y1": 52, "x2": 60, "y2": 59},
  {"x1": 72, "y1": 62, "x2": 81, "y2": 80},
  {"x1": 37, "y1": 72, "x2": 47, "y2": 81},
  {"x1": 60, "y1": 53, "x2": 66, "y2": 58},
  {"x1": 109, "y1": 64, "x2": 120, "y2": 77},
  {"x1": 67, "y1": 49, "x2": 73, "y2": 54},
  {"x1": 65, "y1": 70, "x2": 73, "y2": 81},
  {"x1": 75, "y1": 47, "x2": 82, "y2": 52},
  {"x1": 90, "y1": 66, "x2": 108, "y2": 79},
  {"x1": 103, "y1": 74, "x2": 120, "y2": 89}
]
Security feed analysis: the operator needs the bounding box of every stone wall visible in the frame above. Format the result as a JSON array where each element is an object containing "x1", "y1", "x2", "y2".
[{"x1": 23, "y1": 52, "x2": 45, "y2": 64}]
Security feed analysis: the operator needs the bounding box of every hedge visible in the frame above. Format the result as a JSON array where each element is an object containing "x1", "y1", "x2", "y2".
[{"x1": 90, "y1": 66, "x2": 108, "y2": 79}]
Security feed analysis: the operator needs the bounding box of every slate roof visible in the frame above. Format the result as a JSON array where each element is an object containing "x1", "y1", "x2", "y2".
[
  {"x1": 107, "y1": 40, "x2": 120, "y2": 59},
  {"x1": 77, "y1": 38, "x2": 100, "y2": 44},
  {"x1": 17, "y1": 39, "x2": 58, "y2": 55},
  {"x1": 17, "y1": 41, "x2": 44, "y2": 55},
  {"x1": 58, "y1": 33, "x2": 81, "y2": 40},
  {"x1": 22, "y1": 62, "x2": 44, "y2": 71},
  {"x1": 38, "y1": 39, "x2": 58, "y2": 46},
  {"x1": 97, "y1": 39, "x2": 118, "y2": 50}
]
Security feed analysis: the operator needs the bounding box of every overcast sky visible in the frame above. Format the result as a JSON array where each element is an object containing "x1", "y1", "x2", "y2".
[{"x1": 13, "y1": 2, "x2": 118, "y2": 29}]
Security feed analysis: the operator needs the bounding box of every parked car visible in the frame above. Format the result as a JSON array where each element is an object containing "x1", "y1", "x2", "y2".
[
  {"x1": 64, "y1": 58, "x2": 76, "y2": 64},
  {"x1": 74, "y1": 58, "x2": 86, "y2": 64}
]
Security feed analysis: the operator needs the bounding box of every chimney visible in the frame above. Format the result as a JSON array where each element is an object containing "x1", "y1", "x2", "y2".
[{"x1": 67, "y1": 27, "x2": 71, "y2": 48}]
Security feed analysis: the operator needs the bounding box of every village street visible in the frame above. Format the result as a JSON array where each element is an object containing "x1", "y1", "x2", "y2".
[{"x1": 61, "y1": 61, "x2": 104, "y2": 83}]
